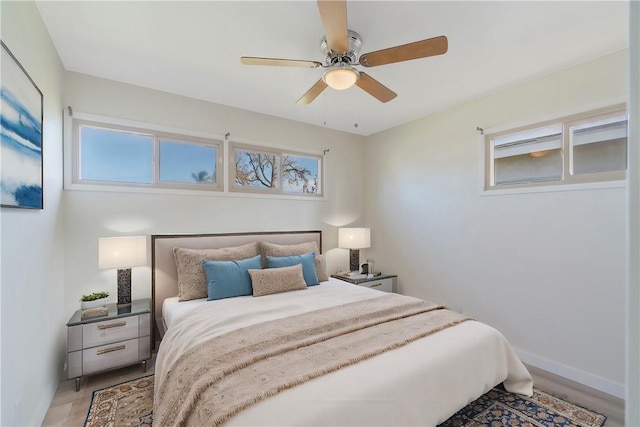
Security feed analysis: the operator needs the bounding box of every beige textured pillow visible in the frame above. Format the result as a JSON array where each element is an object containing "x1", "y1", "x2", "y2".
[
  {"x1": 261, "y1": 241, "x2": 319, "y2": 257},
  {"x1": 174, "y1": 242, "x2": 259, "y2": 301},
  {"x1": 315, "y1": 254, "x2": 329, "y2": 282},
  {"x1": 260, "y1": 241, "x2": 328, "y2": 281},
  {"x1": 249, "y1": 264, "x2": 307, "y2": 297}
]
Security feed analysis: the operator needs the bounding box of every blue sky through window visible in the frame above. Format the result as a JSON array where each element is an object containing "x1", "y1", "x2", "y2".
[
  {"x1": 80, "y1": 125, "x2": 218, "y2": 185},
  {"x1": 79, "y1": 122, "x2": 320, "y2": 194},
  {"x1": 80, "y1": 126, "x2": 153, "y2": 183},
  {"x1": 283, "y1": 154, "x2": 320, "y2": 194},
  {"x1": 160, "y1": 139, "x2": 217, "y2": 183},
  {"x1": 233, "y1": 148, "x2": 320, "y2": 194},
  {"x1": 288, "y1": 155, "x2": 318, "y2": 174},
  {"x1": 234, "y1": 150, "x2": 277, "y2": 188}
]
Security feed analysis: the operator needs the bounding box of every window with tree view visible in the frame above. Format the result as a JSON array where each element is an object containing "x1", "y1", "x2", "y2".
[
  {"x1": 232, "y1": 144, "x2": 322, "y2": 196},
  {"x1": 74, "y1": 119, "x2": 222, "y2": 191}
]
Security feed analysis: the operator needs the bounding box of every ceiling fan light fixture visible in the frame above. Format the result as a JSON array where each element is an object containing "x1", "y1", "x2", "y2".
[{"x1": 322, "y1": 65, "x2": 359, "y2": 90}]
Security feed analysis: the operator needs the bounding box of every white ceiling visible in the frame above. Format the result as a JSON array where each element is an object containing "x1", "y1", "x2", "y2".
[{"x1": 36, "y1": 1, "x2": 628, "y2": 136}]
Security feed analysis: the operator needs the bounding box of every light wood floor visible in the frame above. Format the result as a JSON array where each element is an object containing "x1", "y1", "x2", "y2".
[
  {"x1": 42, "y1": 356, "x2": 156, "y2": 426},
  {"x1": 41, "y1": 356, "x2": 624, "y2": 426}
]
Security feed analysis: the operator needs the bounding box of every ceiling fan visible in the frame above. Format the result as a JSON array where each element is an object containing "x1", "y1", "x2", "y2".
[{"x1": 240, "y1": 0, "x2": 448, "y2": 105}]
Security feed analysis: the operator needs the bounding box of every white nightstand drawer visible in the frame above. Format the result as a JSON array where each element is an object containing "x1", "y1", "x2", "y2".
[
  {"x1": 83, "y1": 316, "x2": 139, "y2": 348},
  {"x1": 67, "y1": 299, "x2": 151, "y2": 391},
  {"x1": 360, "y1": 277, "x2": 393, "y2": 292},
  {"x1": 83, "y1": 338, "x2": 139, "y2": 375}
]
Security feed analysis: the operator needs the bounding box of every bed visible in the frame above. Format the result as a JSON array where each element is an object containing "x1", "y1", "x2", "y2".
[{"x1": 151, "y1": 230, "x2": 533, "y2": 426}]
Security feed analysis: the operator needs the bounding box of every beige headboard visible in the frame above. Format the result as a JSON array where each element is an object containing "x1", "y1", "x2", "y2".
[{"x1": 151, "y1": 230, "x2": 322, "y2": 345}]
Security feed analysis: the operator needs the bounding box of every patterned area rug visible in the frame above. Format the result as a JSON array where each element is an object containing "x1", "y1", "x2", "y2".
[
  {"x1": 84, "y1": 375, "x2": 153, "y2": 427},
  {"x1": 84, "y1": 376, "x2": 606, "y2": 427},
  {"x1": 440, "y1": 386, "x2": 606, "y2": 427}
]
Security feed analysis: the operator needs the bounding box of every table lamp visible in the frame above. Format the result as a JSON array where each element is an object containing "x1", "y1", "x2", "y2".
[
  {"x1": 99, "y1": 236, "x2": 147, "y2": 307},
  {"x1": 338, "y1": 227, "x2": 371, "y2": 272}
]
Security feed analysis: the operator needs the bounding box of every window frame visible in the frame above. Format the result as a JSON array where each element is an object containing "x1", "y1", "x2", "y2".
[
  {"x1": 484, "y1": 104, "x2": 628, "y2": 192},
  {"x1": 567, "y1": 111, "x2": 628, "y2": 179},
  {"x1": 71, "y1": 117, "x2": 224, "y2": 192},
  {"x1": 229, "y1": 141, "x2": 324, "y2": 197}
]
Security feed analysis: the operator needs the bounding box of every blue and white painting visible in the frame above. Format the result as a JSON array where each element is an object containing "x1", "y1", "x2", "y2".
[{"x1": 1, "y1": 41, "x2": 43, "y2": 209}]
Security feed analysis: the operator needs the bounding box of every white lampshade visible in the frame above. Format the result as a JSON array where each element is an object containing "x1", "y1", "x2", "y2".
[
  {"x1": 338, "y1": 228, "x2": 371, "y2": 249},
  {"x1": 323, "y1": 66, "x2": 359, "y2": 90},
  {"x1": 99, "y1": 236, "x2": 147, "y2": 269}
]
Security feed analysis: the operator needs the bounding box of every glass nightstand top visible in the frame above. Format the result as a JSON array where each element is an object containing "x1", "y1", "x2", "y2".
[
  {"x1": 331, "y1": 273, "x2": 397, "y2": 285},
  {"x1": 67, "y1": 297, "x2": 151, "y2": 326}
]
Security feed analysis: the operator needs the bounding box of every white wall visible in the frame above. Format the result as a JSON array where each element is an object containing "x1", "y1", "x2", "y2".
[
  {"x1": 626, "y1": 1, "x2": 640, "y2": 423},
  {"x1": 0, "y1": 2, "x2": 66, "y2": 425},
  {"x1": 365, "y1": 50, "x2": 627, "y2": 397},
  {"x1": 62, "y1": 72, "x2": 366, "y2": 319}
]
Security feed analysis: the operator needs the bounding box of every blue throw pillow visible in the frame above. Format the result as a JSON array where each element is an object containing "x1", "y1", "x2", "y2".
[
  {"x1": 266, "y1": 252, "x2": 319, "y2": 286},
  {"x1": 203, "y1": 255, "x2": 262, "y2": 301}
]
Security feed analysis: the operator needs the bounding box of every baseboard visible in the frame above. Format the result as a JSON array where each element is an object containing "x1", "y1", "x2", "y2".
[
  {"x1": 525, "y1": 364, "x2": 625, "y2": 426},
  {"x1": 514, "y1": 347, "x2": 624, "y2": 399}
]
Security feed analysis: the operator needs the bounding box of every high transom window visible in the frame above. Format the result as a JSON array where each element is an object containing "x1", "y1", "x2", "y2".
[
  {"x1": 485, "y1": 105, "x2": 627, "y2": 190},
  {"x1": 230, "y1": 143, "x2": 322, "y2": 196},
  {"x1": 73, "y1": 119, "x2": 222, "y2": 191}
]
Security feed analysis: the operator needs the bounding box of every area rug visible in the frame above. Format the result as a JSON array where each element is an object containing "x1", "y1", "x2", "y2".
[
  {"x1": 84, "y1": 375, "x2": 153, "y2": 427},
  {"x1": 84, "y1": 375, "x2": 606, "y2": 427},
  {"x1": 439, "y1": 386, "x2": 606, "y2": 427}
]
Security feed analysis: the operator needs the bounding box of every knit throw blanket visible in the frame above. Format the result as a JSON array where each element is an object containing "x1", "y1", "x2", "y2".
[{"x1": 154, "y1": 293, "x2": 471, "y2": 426}]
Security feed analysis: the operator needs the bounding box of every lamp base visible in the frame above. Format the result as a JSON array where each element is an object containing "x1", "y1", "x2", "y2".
[
  {"x1": 349, "y1": 249, "x2": 360, "y2": 272},
  {"x1": 117, "y1": 305, "x2": 132, "y2": 315},
  {"x1": 117, "y1": 268, "x2": 132, "y2": 307}
]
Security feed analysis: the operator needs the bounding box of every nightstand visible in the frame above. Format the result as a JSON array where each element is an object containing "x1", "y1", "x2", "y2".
[
  {"x1": 332, "y1": 274, "x2": 397, "y2": 293},
  {"x1": 66, "y1": 298, "x2": 152, "y2": 391}
]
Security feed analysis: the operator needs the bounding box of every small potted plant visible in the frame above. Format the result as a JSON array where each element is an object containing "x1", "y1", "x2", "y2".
[{"x1": 80, "y1": 292, "x2": 109, "y2": 310}]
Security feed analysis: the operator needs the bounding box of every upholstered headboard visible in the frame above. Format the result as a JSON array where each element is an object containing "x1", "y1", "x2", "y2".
[{"x1": 151, "y1": 230, "x2": 322, "y2": 345}]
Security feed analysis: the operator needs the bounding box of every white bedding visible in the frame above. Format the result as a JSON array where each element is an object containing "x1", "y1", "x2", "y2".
[
  {"x1": 156, "y1": 279, "x2": 533, "y2": 426},
  {"x1": 162, "y1": 294, "x2": 205, "y2": 327}
]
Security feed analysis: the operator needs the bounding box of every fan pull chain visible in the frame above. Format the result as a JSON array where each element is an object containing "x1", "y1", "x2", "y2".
[{"x1": 323, "y1": 91, "x2": 327, "y2": 126}]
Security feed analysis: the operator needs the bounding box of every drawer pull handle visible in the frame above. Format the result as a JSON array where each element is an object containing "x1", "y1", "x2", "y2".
[
  {"x1": 370, "y1": 283, "x2": 382, "y2": 287},
  {"x1": 97, "y1": 345, "x2": 125, "y2": 355},
  {"x1": 98, "y1": 321, "x2": 126, "y2": 330}
]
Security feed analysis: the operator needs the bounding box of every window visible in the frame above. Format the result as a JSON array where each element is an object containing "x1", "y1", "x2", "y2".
[
  {"x1": 492, "y1": 124, "x2": 563, "y2": 186},
  {"x1": 485, "y1": 105, "x2": 627, "y2": 190},
  {"x1": 159, "y1": 139, "x2": 218, "y2": 185},
  {"x1": 73, "y1": 119, "x2": 222, "y2": 191},
  {"x1": 79, "y1": 125, "x2": 153, "y2": 184},
  {"x1": 569, "y1": 115, "x2": 627, "y2": 176},
  {"x1": 67, "y1": 113, "x2": 325, "y2": 198},
  {"x1": 231, "y1": 143, "x2": 322, "y2": 196}
]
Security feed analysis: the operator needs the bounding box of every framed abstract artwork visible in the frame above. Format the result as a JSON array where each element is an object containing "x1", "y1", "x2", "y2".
[{"x1": 1, "y1": 40, "x2": 43, "y2": 209}]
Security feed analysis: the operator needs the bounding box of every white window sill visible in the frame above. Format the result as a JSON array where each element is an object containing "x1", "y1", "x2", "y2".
[
  {"x1": 480, "y1": 179, "x2": 627, "y2": 196},
  {"x1": 64, "y1": 182, "x2": 326, "y2": 201}
]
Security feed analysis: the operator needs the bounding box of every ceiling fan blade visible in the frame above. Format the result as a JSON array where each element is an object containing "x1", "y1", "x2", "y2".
[
  {"x1": 317, "y1": 0, "x2": 348, "y2": 54},
  {"x1": 297, "y1": 79, "x2": 328, "y2": 105},
  {"x1": 359, "y1": 35, "x2": 448, "y2": 68},
  {"x1": 355, "y1": 72, "x2": 397, "y2": 103},
  {"x1": 241, "y1": 57, "x2": 322, "y2": 68}
]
